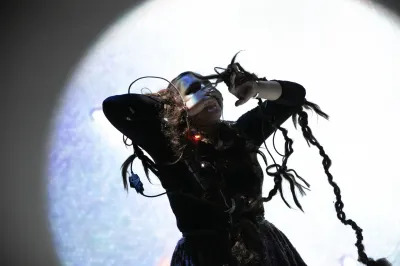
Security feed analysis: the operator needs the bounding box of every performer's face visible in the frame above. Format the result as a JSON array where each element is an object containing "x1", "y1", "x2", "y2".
[{"x1": 174, "y1": 72, "x2": 223, "y2": 124}]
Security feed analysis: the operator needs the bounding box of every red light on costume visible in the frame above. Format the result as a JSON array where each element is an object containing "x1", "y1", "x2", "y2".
[
  {"x1": 193, "y1": 134, "x2": 202, "y2": 141},
  {"x1": 187, "y1": 129, "x2": 203, "y2": 143}
]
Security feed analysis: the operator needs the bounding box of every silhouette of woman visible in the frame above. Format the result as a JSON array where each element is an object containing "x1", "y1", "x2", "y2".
[{"x1": 103, "y1": 55, "x2": 391, "y2": 266}]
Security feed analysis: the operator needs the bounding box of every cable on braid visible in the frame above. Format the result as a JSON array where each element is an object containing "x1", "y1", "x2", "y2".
[{"x1": 294, "y1": 101, "x2": 391, "y2": 266}]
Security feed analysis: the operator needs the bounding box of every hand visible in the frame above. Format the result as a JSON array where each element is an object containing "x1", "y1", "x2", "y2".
[{"x1": 230, "y1": 81, "x2": 257, "y2": 106}]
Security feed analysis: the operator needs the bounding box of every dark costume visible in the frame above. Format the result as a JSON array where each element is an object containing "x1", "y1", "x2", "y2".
[{"x1": 103, "y1": 80, "x2": 307, "y2": 265}]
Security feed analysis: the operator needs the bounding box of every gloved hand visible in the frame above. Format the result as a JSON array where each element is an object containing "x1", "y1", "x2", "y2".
[
  {"x1": 230, "y1": 81, "x2": 258, "y2": 106},
  {"x1": 230, "y1": 80, "x2": 283, "y2": 107}
]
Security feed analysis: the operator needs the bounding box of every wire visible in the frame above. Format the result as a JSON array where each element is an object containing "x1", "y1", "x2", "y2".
[
  {"x1": 140, "y1": 87, "x2": 152, "y2": 94},
  {"x1": 128, "y1": 75, "x2": 188, "y2": 119},
  {"x1": 272, "y1": 129, "x2": 285, "y2": 157},
  {"x1": 141, "y1": 191, "x2": 168, "y2": 198}
]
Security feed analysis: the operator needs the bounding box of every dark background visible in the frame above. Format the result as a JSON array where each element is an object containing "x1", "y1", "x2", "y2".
[{"x1": 1, "y1": 1, "x2": 399, "y2": 265}]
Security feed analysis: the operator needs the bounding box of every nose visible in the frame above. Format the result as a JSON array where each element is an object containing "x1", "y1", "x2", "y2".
[{"x1": 204, "y1": 85, "x2": 218, "y2": 95}]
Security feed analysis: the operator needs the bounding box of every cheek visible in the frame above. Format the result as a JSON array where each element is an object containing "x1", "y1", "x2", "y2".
[
  {"x1": 184, "y1": 92, "x2": 208, "y2": 111},
  {"x1": 184, "y1": 95, "x2": 196, "y2": 109}
]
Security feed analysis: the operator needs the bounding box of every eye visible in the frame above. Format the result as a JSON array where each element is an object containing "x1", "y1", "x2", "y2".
[{"x1": 185, "y1": 81, "x2": 202, "y2": 95}]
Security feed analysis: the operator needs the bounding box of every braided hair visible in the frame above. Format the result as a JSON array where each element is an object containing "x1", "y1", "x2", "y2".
[{"x1": 294, "y1": 107, "x2": 390, "y2": 266}]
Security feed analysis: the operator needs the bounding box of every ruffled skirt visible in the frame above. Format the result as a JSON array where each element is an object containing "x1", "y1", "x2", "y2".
[{"x1": 171, "y1": 219, "x2": 306, "y2": 266}]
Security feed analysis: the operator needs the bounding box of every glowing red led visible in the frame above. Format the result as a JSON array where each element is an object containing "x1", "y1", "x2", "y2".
[{"x1": 193, "y1": 134, "x2": 201, "y2": 141}]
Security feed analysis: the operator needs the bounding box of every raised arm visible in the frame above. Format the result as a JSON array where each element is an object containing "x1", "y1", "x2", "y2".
[
  {"x1": 102, "y1": 93, "x2": 172, "y2": 162},
  {"x1": 235, "y1": 80, "x2": 306, "y2": 146}
]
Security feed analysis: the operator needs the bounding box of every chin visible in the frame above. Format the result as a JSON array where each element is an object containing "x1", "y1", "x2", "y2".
[{"x1": 209, "y1": 112, "x2": 222, "y2": 125}]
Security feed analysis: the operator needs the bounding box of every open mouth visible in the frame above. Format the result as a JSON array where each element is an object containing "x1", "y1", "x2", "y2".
[
  {"x1": 204, "y1": 98, "x2": 222, "y2": 114},
  {"x1": 207, "y1": 102, "x2": 221, "y2": 112}
]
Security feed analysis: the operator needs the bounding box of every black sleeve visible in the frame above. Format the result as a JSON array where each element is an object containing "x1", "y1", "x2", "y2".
[
  {"x1": 236, "y1": 80, "x2": 306, "y2": 147},
  {"x1": 102, "y1": 93, "x2": 173, "y2": 162}
]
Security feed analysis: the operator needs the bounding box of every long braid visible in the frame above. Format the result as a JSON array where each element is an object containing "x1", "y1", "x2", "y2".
[{"x1": 297, "y1": 107, "x2": 390, "y2": 266}]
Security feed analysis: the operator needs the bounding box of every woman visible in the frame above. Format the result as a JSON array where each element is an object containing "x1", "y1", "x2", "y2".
[
  {"x1": 103, "y1": 61, "x2": 390, "y2": 265},
  {"x1": 103, "y1": 66, "x2": 308, "y2": 265}
]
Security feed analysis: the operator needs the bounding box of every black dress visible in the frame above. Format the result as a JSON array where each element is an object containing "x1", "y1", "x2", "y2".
[{"x1": 103, "y1": 80, "x2": 308, "y2": 266}]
